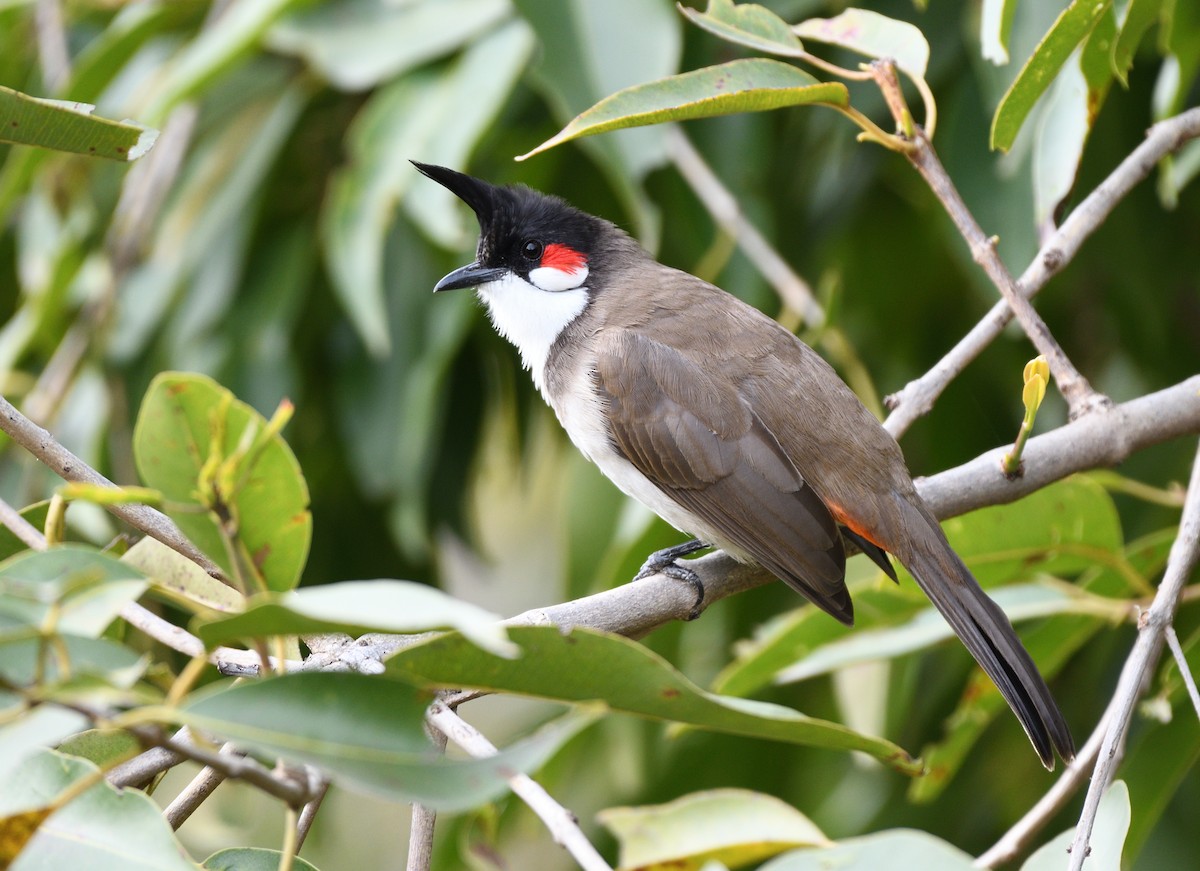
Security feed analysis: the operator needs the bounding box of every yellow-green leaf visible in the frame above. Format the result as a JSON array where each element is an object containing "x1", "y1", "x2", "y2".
[
  {"x1": 991, "y1": 0, "x2": 1113, "y2": 151},
  {"x1": 599, "y1": 788, "x2": 830, "y2": 871},
  {"x1": 680, "y1": 0, "x2": 805, "y2": 57},
  {"x1": 0, "y1": 86, "x2": 156, "y2": 161},
  {"x1": 519, "y1": 59, "x2": 847, "y2": 160},
  {"x1": 794, "y1": 8, "x2": 930, "y2": 78}
]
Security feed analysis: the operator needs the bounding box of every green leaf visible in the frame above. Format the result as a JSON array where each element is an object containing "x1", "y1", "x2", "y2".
[
  {"x1": 680, "y1": 0, "x2": 806, "y2": 57},
  {"x1": 981, "y1": 0, "x2": 1019, "y2": 64},
  {"x1": 121, "y1": 537, "x2": 245, "y2": 616},
  {"x1": 0, "y1": 547, "x2": 148, "y2": 637},
  {"x1": 140, "y1": 0, "x2": 308, "y2": 123},
  {"x1": 513, "y1": 0, "x2": 682, "y2": 243},
  {"x1": 55, "y1": 730, "x2": 142, "y2": 769},
  {"x1": 760, "y1": 829, "x2": 975, "y2": 870},
  {"x1": 267, "y1": 0, "x2": 512, "y2": 92},
  {"x1": 711, "y1": 582, "x2": 926, "y2": 699},
  {"x1": 598, "y1": 788, "x2": 830, "y2": 871},
  {"x1": 0, "y1": 707, "x2": 89, "y2": 783},
  {"x1": 519, "y1": 59, "x2": 848, "y2": 160},
  {"x1": 794, "y1": 8, "x2": 931, "y2": 78},
  {"x1": 0, "y1": 635, "x2": 146, "y2": 688},
  {"x1": 204, "y1": 848, "x2": 320, "y2": 871},
  {"x1": 322, "y1": 19, "x2": 533, "y2": 354},
  {"x1": 179, "y1": 672, "x2": 590, "y2": 809},
  {"x1": 132, "y1": 372, "x2": 311, "y2": 593},
  {"x1": 0, "y1": 86, "x2": 157, "y2": 160},
  {"x1": 774, "y1": 583, "x2": 1115, "y2": 686},
  {"x1": 1112, "y1": 0, "x2": 1164, "y2": 85},
  {"x1": 1, "y1": 749, "x2": 202, "y2": 871},
  {"x1": 1021, "y1": 780, "x2": 1129, "y2": 871},
  {"x1": 991, "y1": 0, "x2": 1113, "y2": 151},
  {"x1": 938, "y1": 476, "x2": 1123, "y2": 586},
  {"x1": 386, "y1": 626, "x2": 921, "y2": 774},
  {"x1": 193, "y1": 579, "x2": 515, "y2": 658}
]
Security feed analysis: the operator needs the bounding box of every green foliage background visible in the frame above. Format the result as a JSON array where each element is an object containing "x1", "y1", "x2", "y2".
[{"x1": 1, "y1": 0, "x2": 1198, "y2": 868}]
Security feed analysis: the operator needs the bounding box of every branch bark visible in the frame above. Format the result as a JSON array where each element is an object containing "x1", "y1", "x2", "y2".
[{"x1": 884, "y1": 107, "x2": 1200, "y2": 437}]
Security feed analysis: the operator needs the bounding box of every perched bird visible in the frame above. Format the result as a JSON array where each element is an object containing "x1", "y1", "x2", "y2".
[{"x1": 412, "y1": 161, "x2": 1074, "y2": 769}]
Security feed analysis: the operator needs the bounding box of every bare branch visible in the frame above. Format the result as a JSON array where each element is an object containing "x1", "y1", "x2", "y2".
[
  {"x1": 163, "y1": 742, "x2": 241, "y2": 829},
  {"x1": 426, "y1": 702, "x2": 612, "y2": 871},
  {"x1": 885, "y1": 107, "x2": 1200, "y2": 437},
  {"x1": 901, "y1": 124, "x2": 1103, "y2": 418},
  {"x1": 1165, "y1": 627, "x2": 1200, "y2": 721},
  {"x1": 295, "y1": 776, "x2": 330, "y2": 852},
  {"x1": 406, "y1": 725, "x2": 448, "y2": 871},
  {"x1": 1067, "y1": 439, "x2": 1200, "y2": 871},
  {"x1": 975, "y1": 694, "x2": 1116, "y2": 867},
  {"x1": 665, "y1": 127, "x2": 825, "y2": 326},
  {"x1": 0, "y1": 495, "x2": 46, "y2": 550},
  {"x1": 0, "y1": 393, "x2": 224, "y2": 580}
]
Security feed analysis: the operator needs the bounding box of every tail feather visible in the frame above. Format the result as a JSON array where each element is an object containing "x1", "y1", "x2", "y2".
[{"x1": 895, "y1": 502, "x2": 1075, "y2": 769}]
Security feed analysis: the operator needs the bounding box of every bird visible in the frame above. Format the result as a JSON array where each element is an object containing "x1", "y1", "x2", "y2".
[{"x1": 411, "y1": 160, "x2": 1075, "y2": 769}]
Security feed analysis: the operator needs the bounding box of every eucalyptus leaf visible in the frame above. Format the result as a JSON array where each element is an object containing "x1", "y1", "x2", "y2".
[
  {"x1": 0, "y1": 86, "x2": 156, "y2": 160},
  {"x1": 794, "y1": 8, "x2": 930, "y2": 78},
  {"x1": 760, "y1": 829, "x2": 975, "y2": 870},
  {"x1": 520, "y1": 60, "x2": 848, "y2": 160},
  {"x1": 680, "y1": 0, "x2": 806, "y2": 57},
  {"x1": 132, "y1": 372, "x2": 311, "y2": 593},
  {"x1": 599, "y1": 788, "x2": 830, "y2": 871},
  {"x1": 180, "y1": 672, "x2": 591, "y2": 808},
  {"x1": 193, "y1": 579, "x2": 514, "y2": 658},
  {"x1": 991, "y1": 0, "x2": 1112, "y2": 151},
  {"x1": 0, "y1": 547, "x2": 148, "y2": 638},
  {"x1": 122, "y1": 537, "x2": 245, "y2": 615},
  {"x1": 2, "y1": 750, "x2": 202, "y2": 871},
  {"x1": 204, "y1": 848, "x2": 320, "y2": 871},
  {"x1": 1021, "y1": 780, "x2": 1129, "y2": 871},
  {"x1": 386, "y1": 626, "x2": 921, "y2": 774},
  {"x1": 267, "y1": 0, "x2": 511, "y2": 91}
]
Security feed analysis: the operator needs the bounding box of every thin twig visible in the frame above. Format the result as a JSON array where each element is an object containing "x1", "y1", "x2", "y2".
[
  {"x1": 163, "y1": 742, "x2": 241, "y2": 829},
  {"x1": 295, "y1": 776, "x2": 330, "y2": 852},
  {"x1": 885, "y1": 107, "x2": 1200, "y2": 437},
  {"x1": 406, "y1": 725, "x2": 449, "y2": 871},
  {"x1": 898, "y1": 125, "x2": 1104, "y2": 420},
  {"x1": 426, "y1": 702, "x2": 612, "y2": 871},
  {"x1": 0, "y1": 393, "x2": 224, "y2": 580},
  {"x1": 1165, "y1": 626, "x2": 1200, "y2": 722},
  {"x1": 1067, "y1": 440, "x2": 1200, "y2": 871},
  {"x1": 975, "y1": 694, "x2": 1116, "y2": 867},
  {"x1": 665, "y1": 127, "x2": 825, "y2": 326},
  {"x1": 0, "y1": 495, "x2": 47, "y2": 550}
]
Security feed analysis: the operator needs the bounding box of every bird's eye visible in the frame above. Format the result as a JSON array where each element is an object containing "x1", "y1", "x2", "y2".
[{"x1": 521, "y1": 239, "x2": 544, "y2": 261}]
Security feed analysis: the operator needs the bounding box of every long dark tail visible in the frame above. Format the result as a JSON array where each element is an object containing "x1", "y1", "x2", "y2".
[{"x1": 894, "y1": 500, "x2": 1075, "y2": 769}]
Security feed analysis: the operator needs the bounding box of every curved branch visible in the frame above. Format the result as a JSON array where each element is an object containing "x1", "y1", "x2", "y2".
[{"x1": 885, "y1": 107, "x2": 1200, "y2": 437}]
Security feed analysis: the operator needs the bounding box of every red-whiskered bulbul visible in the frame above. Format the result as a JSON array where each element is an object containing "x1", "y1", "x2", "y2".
[{"x1": 412, "y1": 161, "x2": 1074, "y2": 769}]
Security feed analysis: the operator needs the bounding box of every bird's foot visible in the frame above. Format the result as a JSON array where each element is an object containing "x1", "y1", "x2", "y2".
[{"x1": 634, "y1": 539, "x2": 710, "y2": 620}]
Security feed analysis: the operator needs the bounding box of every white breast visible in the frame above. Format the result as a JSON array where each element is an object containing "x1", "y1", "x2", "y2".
[{"x1": 476, "y1": 273, "x2": 588, "y2": 396}]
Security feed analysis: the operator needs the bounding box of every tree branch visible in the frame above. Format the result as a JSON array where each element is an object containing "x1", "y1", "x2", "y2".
[
  {"x1": 1067, "y1": 438, "x2": 1200, "y2": 871},
  {"x1": 0, "y1": 393, "x2": 225, "y2": 580},
  {"x1": 426, "y1": 702, "x2": 612, "y2": 871},
  {"x1": 884, "y1": 107, "x2": 1200, "y2": 437}
]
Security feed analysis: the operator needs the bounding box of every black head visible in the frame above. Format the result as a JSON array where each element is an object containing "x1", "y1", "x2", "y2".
[{"x1": 411, "y1": 162, "x2": 609, "y2": 293}]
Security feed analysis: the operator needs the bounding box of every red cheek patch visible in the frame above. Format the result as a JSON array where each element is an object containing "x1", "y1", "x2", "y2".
[{"x1": 541, "y1": 243, "x2": 587, "y2": 271}]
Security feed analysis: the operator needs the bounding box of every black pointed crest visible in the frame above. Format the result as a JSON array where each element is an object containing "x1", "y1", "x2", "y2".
[{"x1": 410, "y1": 161, "x2": 501, "y2": 227}]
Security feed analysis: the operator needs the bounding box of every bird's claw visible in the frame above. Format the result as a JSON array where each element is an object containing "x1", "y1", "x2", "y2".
[{"x1": 634, "y1": 540, "x2": 709, "y2": 620}]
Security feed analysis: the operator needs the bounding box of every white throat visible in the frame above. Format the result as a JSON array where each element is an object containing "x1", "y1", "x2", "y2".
[{"x1": 476, "y1": 272, "x2": 589, "y2": 395}]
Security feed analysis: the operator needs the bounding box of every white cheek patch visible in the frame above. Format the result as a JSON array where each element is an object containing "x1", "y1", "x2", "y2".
[
  {"x1": 528, "y1": 264, "x2": 589, "y2": 292},
  {"x1": 477, "y1": 273, "x2": 588, "y2": 395}
]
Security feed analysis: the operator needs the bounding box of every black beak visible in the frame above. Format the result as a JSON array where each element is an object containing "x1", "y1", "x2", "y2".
[{"x1": 434, "y1": 262, "x2": 508, "y2": 292}]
